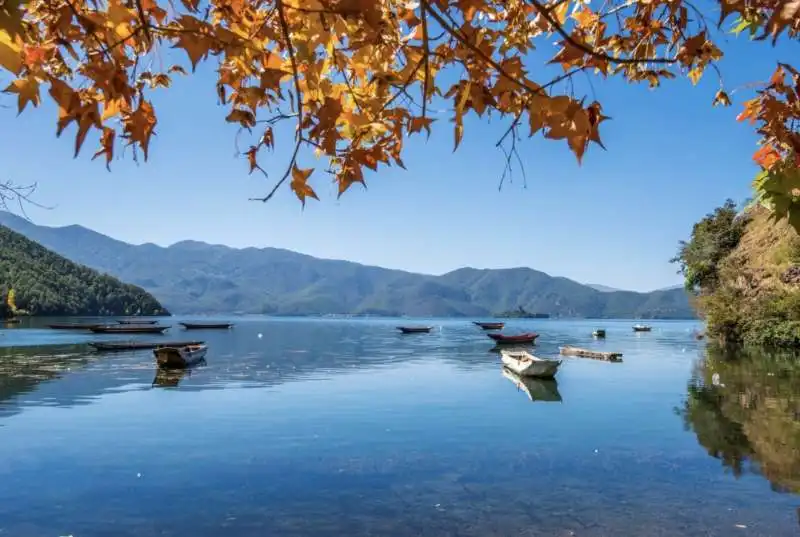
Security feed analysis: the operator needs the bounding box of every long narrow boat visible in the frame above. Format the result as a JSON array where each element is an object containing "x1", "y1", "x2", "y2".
[
  {"x1": 90, "y1": 325, "x2": 170, "y2": 334},
  {"x1": 117, "y1": 319, "x2": 159, "y2": 325},
  {"x1": 90, "y1": 340, "x2": 204, "y2": 351},
  {"x1": 397, "y1": 326, "x2": 433, "y2": 334},
  {"x1": 632, "y1": 324, "x2": 652, "y2": 332},
  {"x1": 154, "y1": 344, "x2": 208, "y2": 369},
  {"x1": 499, "y1": 348, "x2": 561, "y2": 378},
  {"x1": 48, "y1": 323, "x2": 101, "y2": 330},
  {"x1": 559, "y1": 345, "x2": 623, "y2": 362},
  {"x1": 473, "y1": 321, "x2": 505, "y2": 330},
  {"x1": 179, "y1": 322, "x2": 234, "y2": 330},
  {"x1": 487, "y1": 332, "x2": 539, "y2": 345}
]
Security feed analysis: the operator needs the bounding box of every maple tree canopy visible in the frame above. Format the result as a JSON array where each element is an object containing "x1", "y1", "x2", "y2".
[{"x1": 0, "y1": 0, "x2": 798, "y2": 221}]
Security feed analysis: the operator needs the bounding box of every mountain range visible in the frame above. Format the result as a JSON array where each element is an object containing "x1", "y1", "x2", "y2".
[{"x1": 0, "y1": 212, "x2": 694, "y2": 318}]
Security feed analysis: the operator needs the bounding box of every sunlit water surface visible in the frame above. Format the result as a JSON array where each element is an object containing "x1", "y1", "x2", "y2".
[{"x1": 0, "y1": 317, "x2": 798, "y2": 536}]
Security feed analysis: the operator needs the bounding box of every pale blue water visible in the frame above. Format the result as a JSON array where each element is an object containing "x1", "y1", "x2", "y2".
[{"x1": 0, "y1": 317, "x2": 797, "y2": 536}]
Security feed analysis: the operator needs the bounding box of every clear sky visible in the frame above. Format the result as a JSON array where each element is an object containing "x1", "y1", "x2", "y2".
[{"x1": 0, "y1": 25, "x2": 795, "y2": 292}]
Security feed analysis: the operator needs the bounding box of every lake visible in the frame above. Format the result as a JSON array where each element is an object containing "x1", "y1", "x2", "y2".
[{"x1": 0, "y1": 317, "x2": 798, "y2": 536}]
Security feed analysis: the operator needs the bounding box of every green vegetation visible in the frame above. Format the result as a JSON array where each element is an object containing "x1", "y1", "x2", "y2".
[
  {"x1": 0, "y1": 225, "x2": 169, "y2": 316},
  {"x1": 674, "y1": 201, "x2": 800, "y2": 347},
  {"x1": 0, "y1": 212, "x2": 694, "y2": 318}
]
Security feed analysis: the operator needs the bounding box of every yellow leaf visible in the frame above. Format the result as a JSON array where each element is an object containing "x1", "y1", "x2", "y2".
[
  {"x1": 0, "y1": 29, "x2": 22, "y2": 74},
  {"x1": 3, "y1": 77, "x2": 40, "y2": 114},
  {"x1": 226, "y1": 108, "x2": 256, "y2": 128},
  {"x1": 688, "y1": 67, "x2": 703, "y2": 85},
  {"x1": 554, "y1": 1, "x2": 571, "y2": 26},
  {"x1": 712, "y1": 89, "x2": 731, "y2": 107},
  {"x1": 290, "y1": 165, "x2": 318, "y2": 206}
]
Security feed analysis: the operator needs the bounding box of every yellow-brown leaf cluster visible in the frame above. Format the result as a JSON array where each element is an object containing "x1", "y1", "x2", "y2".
[{"x1": 0, "y1": 0, "x2": 795, "y2": 212}]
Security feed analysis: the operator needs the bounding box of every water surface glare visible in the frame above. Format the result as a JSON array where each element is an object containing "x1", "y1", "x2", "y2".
[{"x1": 0, "y1": 317, "x2": 797, "y2": 536}]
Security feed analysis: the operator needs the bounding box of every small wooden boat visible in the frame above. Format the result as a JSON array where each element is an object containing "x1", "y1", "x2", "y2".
[
  {"x1": 487, "y1": 332, "x2": 539, "y2": 344},
  {"x1": 397, "y1": 326, "x2": 433, "y2": 334},
  {"x1": 592, "y1": 329, "x2": 606, "y2": 338},
  {"x1": 117, "y1": 319, "x2": 159, "y2": 325},
  {"x1": 632, "y1": 324, "x2": 652, "y2": 332},
  {"x1": 500, "y1": 348, "x2": 561, "y2": 378},
  {"x1": 90, "y1": 325, "x2": 170, "y2": 334},
  {"x1": 502, "y1": 367, "x2": 562, "y2": 402},
  {"x1": 559, "y1": 345, "x2": 623, "y2": 362},
  {"x1": 179, "y1": 322, "x2": 234, "y2": 330},
  {"x1": 154, "y1": 344, "x2": 208, "y2": 369},
  {"x1": 473, "y1": 321, "x2": 505, "y2": 330},
  {"x1": 90, "y1": 340, "x2": 204, "y2": 351},
  {"x1": 48, "y1": 323, "x2": 101, "y2": 330}
]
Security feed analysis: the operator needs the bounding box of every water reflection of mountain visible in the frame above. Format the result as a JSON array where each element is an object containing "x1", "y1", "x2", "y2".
[
  {"x1": 0, "y1": 321, "x2": 504, "y2": 419},
  {"x1": 680, "y1": 346, "x2": 800, "y2": 496}
]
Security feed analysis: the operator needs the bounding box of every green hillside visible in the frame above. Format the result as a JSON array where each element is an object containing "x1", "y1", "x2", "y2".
[{"x1": 0, "y1": 225, "x2": 168, "y2": 317}]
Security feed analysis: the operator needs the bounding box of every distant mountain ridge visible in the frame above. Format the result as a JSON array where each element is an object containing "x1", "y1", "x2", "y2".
[{"x1": 0, "y1": 212, "x2": 695, "y2": 318}]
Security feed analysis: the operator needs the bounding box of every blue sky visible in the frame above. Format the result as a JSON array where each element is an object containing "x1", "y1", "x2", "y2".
[{"x1": 0, "y1": 23, "x2": 795, "y2": 292}]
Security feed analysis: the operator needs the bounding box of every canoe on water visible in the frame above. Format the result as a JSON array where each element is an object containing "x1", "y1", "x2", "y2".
[
  {"x1": 179, "y1": 322, "x2": 234, "y2": 330},
  {"x1": 154, "y1": 344, "x2": 208, "y2": 369},
  {"x1": 487, "y1": 332, "x2": 539, "y2": 345},
  {"x1": 397, "y1": 326, "x2": 433, "y2": 334},
  {"x1": 90, "y1": 325, "x2": 170, "y2": 334},
  {"x1": 499, "y1": 348, "x2": 561, "y2": 378}
]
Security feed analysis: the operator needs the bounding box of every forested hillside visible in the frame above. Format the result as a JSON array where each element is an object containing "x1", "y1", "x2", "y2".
[{"x1": 0, "y1": 225, "x2": 168, "y2": 316}]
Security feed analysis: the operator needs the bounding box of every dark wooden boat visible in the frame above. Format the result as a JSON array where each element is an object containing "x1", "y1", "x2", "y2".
[
  {"x1": 632, "y1": 324, "x2": 652, "y2": 332},
  {"x1": 48, "y1": 323, "x2": 101, "y2": 330},
  {"x1": 154, "y1": 344, "x2": 208, "y2": 369},
  {"x1": 397, "y1": 326, "x2": 433, "y2": 334},
  {"x1": 90, "y1": 325, "x2": 170, "y2": 334},
  {"x1": 117, "y1": 319, "x2": 159, "y2": 325},
  {"x1": 90, "y1": 340, "x2": 204, "y2": 351},
  {"x1": 473, "y1": 321, "x2": 505, "y2": 330},
  {"x1": 592, "y1": 329, "x2": 606, "y2": 338},
  {"x1": 487, "y1": 332, "x2": 539, "y2": 344},
  {"x1": 179, "y1": 322, "x2": 234, "y2": 330}
]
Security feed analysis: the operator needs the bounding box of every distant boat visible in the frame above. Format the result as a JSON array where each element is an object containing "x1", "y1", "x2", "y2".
[
  {"x1": 559, "y1": 345, "x2": 623, "y2": 362},
  {"x1": 154, "y1": 344, "x2": 208, "y2": 369},
  {"x1": 487, "y1": 332, "x2": 539, "y2": 345},
  {"x1": 500, "y1": 348, "x2": 561, "y2": 378},
  {"x1": 90, "y1": 325, "x2": 170, "y2": 334},
  {"x1": 48, "y1": 323, "x2": 101, "y2": 330},
  {"x1": 473, "y1": 321, "x2": 505, "y2": 330},
  {"x1": 592, "y1": 329, "x2": 606, "y2": 338},
  {"x1": 117, "y1": 319, "x2": 159, "y2": 325},
  {"x1": 90, "y1": 340, "x2": 204, "y2": 351},
  {"x1": 632, "y1": 324, "x2": 652, "y2": 332},
  {"x1": 179, "y1": 322, "x2": 234, "y2": 330},
  {"x1": 501, "y1": 367, "x2": 562, "y2": 402},
  {"x1": 397, "y1": 326, "x2": 433, "y2": 334}
]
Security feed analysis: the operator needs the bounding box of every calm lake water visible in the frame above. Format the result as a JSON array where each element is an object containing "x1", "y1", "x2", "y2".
[{"x1": 0, "y1": 317, "x2": 798, "y2": 536}]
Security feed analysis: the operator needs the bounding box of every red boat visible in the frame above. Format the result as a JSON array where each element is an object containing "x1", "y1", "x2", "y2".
[{"x1": 487, "y1": 332, "x2": 539, "y2": 344}]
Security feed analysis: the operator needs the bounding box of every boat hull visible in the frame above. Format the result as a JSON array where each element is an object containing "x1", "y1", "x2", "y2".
[
  {"x1": 397, "y1": 326, "x2": 432, "y2": 334},
  {"x1": 91, "y1": 325, "x2": 170, "y2": 334},
  {"x1": 154, "y1": 345, "x2": 208, "y2": 369},
  {"x1": 474, "y1": 321, "x2": 505, "y2": 330},
  {"x1": 487, "y1": 332, "x2": 538, "y2": 344},
  {"x1": 500, "y1": 350, "x2": 561, "y2": 378},
  {"x1": 180, "y1": 322, "x2": 234, "y2": 330}
]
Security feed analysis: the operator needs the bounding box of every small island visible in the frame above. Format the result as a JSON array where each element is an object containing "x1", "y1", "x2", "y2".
[{"x1": 495, "y1": 306, "x2": 550, "y2": 319}]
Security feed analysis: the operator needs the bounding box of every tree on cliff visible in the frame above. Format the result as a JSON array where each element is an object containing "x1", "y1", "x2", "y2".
[{"x1": 0, "y1": 1, "x2": 798, "y2": 215}]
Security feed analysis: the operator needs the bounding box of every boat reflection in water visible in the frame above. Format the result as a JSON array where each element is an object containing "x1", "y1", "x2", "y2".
[
  {"x1": 151, "y1": 360, "x2": 205, "y2": 388},
  {"x1": 502, "y1": 367, "x2": 562, "y2": 403}
]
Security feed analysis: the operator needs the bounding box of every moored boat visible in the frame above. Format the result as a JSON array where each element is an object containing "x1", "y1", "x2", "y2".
[
  {"x1": 632, "y1": 324, "x2": 652, "y2": 332},
  {"x1": 154, "y1": 344, "x2": 208, "y2": 369},
  {"x1": 473, "y1": 321, "x2": 505, "y2": 330},
  {"x1": 90, "y1": 325, "x2": 170, "y2": 334},
  {"x1": 397, "y1": 326, "x2": 433, "y2": 334},
  {"x1": 499, "y1": 348, "x2": 561, "y2": 378},
  {"x1": 487, "y1": 332, "x2": 538, "y2": 345},
  {"x1": 179, "y1": 322, "x2": 234, "y2": 330},
  {"x1": 90, "y1": 340, "x2": 204, "y2": 351},
  {"x1": 592, "y1": 329, "x2": 606, "y2": 338},
  {"x1": 117, "y1": 319, "x2": 159, "y2": 325},
  {"x1": 559, "y1": 345, "x2": 623, "y2": 362}
]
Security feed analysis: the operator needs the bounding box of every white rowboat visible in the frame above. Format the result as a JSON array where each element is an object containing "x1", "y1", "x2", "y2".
[
  {"x1": 500, "y1": 348, "x2": 561, "y2": 378},
  {"x1": 154, "y1": 344, "x2": 208, "y2": 369}
]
